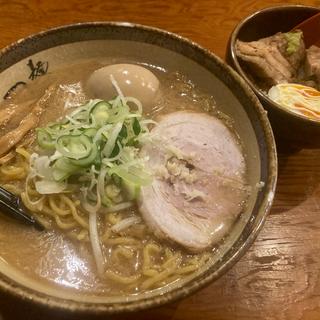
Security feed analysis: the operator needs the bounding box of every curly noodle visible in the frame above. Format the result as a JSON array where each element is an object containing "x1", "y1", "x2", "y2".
[{"x1": 0, "y1": 148, "x2": 211, "y2": 292}]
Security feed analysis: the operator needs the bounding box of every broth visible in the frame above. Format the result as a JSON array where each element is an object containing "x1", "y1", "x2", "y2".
[{"x1": 0, "y1": 58, "x2": 248, "y2": 297}]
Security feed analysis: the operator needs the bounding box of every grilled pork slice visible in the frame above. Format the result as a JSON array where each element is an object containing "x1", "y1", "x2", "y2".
[
  {"x1": 235, "y1": 32, "x2": 305, "y2": 86},
  {"x1": 305, "y1": 45, "x2": 320, "y2": 87},
  {"x1": 0, "y1": 83, "x2": 86, "y2": 157},
  {"x1": 139, "y1": 112, "x2": 248, "y2": 252},
  {"x1": 0, "y1": 105, "x2": 42, "y2": 157}
]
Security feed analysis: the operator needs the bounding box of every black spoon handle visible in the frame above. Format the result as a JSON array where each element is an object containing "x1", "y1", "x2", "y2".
[{"x1": 0, "y1": 186, "x2": 44, "y2": 231}]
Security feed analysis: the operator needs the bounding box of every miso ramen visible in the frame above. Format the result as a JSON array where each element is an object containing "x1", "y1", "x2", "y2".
[{"x1": 0, "y1": 59, "x2": 249, "y2": 297}]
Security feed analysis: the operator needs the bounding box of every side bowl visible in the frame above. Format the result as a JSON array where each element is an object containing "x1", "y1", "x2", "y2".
[
  {"x1": 227, "y1": 5, "x2": 320, "y2": 147},
  {"x1": 0, "y1": 22, "x2": 277, "y2": 314}
]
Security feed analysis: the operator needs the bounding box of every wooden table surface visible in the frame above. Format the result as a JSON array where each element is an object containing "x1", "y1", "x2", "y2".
[{"x1": 1, "y1": 0, "x2": 320, "y2": 319}]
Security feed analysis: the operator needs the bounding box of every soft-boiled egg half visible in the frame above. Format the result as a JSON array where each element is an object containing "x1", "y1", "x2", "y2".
[
  {"x1": 86, "y1": 64, "x2": 160, "y2": 109},
  {"x1": 268, "y1": 83, "x2": 320, "y2": 121}
]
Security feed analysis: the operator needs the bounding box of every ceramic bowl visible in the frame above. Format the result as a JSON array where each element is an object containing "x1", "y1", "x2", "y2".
[
  {"x1": 227, "y1": 5, "x2": 320, "y2": 147},
  {"x1": 0, "y1": 22, "x2": 277, "y2": 314}
]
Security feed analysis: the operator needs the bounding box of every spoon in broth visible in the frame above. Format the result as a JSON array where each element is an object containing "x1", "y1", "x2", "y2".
[{"x1": 0, "y1": 186, "x2": 44, "y2": 230}]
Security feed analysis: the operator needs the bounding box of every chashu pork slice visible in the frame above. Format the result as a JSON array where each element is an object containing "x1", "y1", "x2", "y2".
[{"x1": 139, "y1": 111, "x2": 249, "y2": 252}]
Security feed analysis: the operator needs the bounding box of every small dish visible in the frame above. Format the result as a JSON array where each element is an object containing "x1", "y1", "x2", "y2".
[{"x1": 227, "y1": 5, "x2": 320, "y2": 147}]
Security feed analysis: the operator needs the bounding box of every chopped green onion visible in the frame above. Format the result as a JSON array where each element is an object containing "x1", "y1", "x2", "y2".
[
  {"x1": 132, "y1": 117, "x2": 141, "y2": 136},
  {"x1": 57, "y1": 134, "x2": 92, "y2": 160},
  {"x1": 90, "y1": 101, "x2": 110, "y2": 126},
  {"x1": 102, "y1": 122, "x2": 123, "y2": 157},
  {"x1": 36, "y1": 128, "x2": 55, "y2": 150},
  {"x1": 70, "y1": 143, "x2": 98, "y2": 167},
  {"x1": 83, "y1": 128, "x2": 98, "y2": 138},
  {"x1": 33, "y1": 96, "x2": 153, "y2": 207}
]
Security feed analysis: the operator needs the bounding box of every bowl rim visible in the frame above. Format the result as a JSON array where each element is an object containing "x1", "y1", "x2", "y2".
[
  {"x1": 229, "y1": 4, "x2": 320, "y2": 126},
  {"x1": 0, "y1": 21, "x2": 277, "y2": 314}
]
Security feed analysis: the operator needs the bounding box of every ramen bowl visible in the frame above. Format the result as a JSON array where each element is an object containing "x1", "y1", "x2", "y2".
[
  {"x1": 0, "y1": 22, "x2": 277, "y2": 314},
  {"x1": 227, "y1": 5, "x2": 320, "y2": 147}
]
